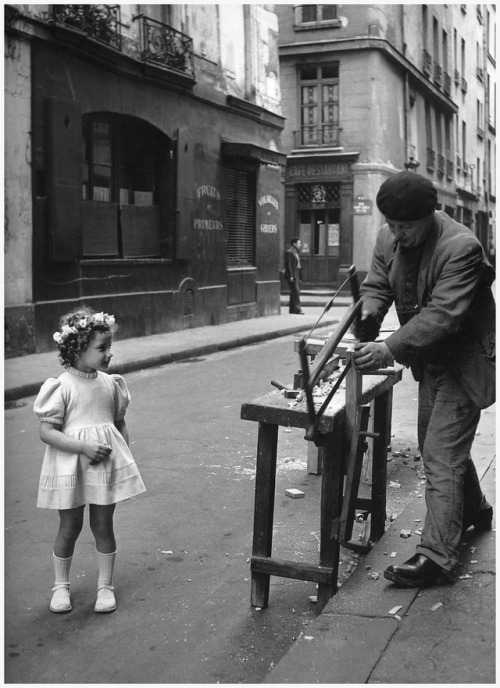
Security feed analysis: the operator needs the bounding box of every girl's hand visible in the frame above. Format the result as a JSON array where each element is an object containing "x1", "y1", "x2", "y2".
[{"x1": 82, "y1": 441, "x2": 112, "y2": 464}]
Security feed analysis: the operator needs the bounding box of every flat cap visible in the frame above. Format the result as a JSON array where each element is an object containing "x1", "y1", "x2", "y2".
[{"x1": 376, "y1": 171, "x2": 437, "y2": 221}]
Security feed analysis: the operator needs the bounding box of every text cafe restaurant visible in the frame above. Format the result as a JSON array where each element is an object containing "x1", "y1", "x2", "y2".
[{"x1": 284, "y1": 155, "x2": 362, "y2": 288}]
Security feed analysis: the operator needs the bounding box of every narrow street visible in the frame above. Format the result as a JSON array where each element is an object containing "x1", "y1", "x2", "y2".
[{"x1": 5, "y1": 326, "x2": 422, "y2": 683}]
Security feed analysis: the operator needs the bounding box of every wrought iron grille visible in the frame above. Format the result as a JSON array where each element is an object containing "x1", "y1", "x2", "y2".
[
  {"x1": 434, "y1": 62, "x2": 443, "y2": 88},
  {"x1": 426, "y1": 148, "x2": 435, "y2": 172},
  {"x1": 135, "y1": 14, "x2": 194, "y2": 79},
  {"x1": 51, "y1": 5, "x2": 121, "y2": 50},
  {"x1": 437, "y1": 154, "x2": 445, "y2": 176},
  {"x1": 422, "y1": 49, "x2": 432, "y2": 77},
  {"x1": 443, "y1": 72, "x2": 451, "y2": 96},
  {"x1": 297, "y1": 183, "x2": 341, "y2": 209}
]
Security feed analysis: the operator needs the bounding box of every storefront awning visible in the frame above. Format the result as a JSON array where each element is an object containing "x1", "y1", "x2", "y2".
[{"x1": 221, "y1": 141, "x2": 286, "y2": 166}]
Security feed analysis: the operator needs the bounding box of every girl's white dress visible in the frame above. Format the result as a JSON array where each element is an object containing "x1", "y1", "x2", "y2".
[{"x1": 34, "y1": 367, "x2": 146, "y2": 509}]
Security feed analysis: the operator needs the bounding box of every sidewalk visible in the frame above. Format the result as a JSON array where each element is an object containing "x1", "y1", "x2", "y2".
[
  {"x1": 4, "y1": 305, "x2": 343, "y2": 402},
  {"x1": 4, "y1": 302, "x2": 496, "y2": 683}
]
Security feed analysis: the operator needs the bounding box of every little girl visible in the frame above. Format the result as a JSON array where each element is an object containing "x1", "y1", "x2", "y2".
[{"x1": 34, "y1": 306, "x2": 146, "y2": 614}]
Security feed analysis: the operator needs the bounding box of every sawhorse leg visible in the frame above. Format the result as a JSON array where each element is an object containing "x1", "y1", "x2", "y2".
[
  {"x1": 370, "y1": 388, "x2": 393, "y2": 541},
  {"x1": 251, "y1": 421, "x2": 278, "y2": 608},
  {"x1": 318, "y1": 414, "x2": 344, "y2": 609}
]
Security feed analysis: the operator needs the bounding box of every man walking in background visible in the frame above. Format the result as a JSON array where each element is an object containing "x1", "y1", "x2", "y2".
[{"x1": 284, "y1": 237, "x2": 303, "y2": 314}]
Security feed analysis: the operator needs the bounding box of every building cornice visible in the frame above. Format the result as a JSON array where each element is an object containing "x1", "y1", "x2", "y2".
[{"x1": 279, "y1": 35, "x2": 458, "y2": 115}]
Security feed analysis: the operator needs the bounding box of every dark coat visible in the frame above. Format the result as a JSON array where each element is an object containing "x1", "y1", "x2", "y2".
[
  {"x1": 284, "y1": 246, "x2": 301, "y2": 282},
  {"x1": 358, "y1": 211, "x2": 495, "y2": 408}
]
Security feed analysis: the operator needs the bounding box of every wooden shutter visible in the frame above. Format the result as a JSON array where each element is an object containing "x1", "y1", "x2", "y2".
[
  {"x1": 174, "y1": 127, "x2": 193, "y2": 259},
  {"x1": 225, "y1": 168, "x2": 256, "y2": 267},
  {"x1": 47, "y1": 97, "x2": 82, "y2": 261}
]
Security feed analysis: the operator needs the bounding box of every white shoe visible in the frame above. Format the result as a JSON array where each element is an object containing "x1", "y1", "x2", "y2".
[
  {"x1": 49, "y1": 584, "x2": 72, "y2": 613},
  {"x1": 94, "y1": 585, "x2": 116, "y2": 613}
]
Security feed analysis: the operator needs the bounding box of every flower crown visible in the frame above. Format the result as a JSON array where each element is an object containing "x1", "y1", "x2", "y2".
[{"x1": 53, "y1": 312, "x2": 116, "y2": 344}]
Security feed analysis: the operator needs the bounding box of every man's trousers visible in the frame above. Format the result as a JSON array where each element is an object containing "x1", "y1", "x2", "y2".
[{"x1": 415, "y1": 361, "x2": 487, "y2": 571}]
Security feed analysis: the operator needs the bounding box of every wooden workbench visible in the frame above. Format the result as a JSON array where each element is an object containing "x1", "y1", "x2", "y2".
[{"x1": 241, "y1": 367, "x2": 403, "y2": 610}]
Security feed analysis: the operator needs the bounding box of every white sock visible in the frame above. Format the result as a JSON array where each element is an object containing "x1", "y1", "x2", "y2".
[
  {"x1": 53, "y1": 552, "x2": 72, "y2": 588},
  {"x1": 96, "y1": 550, "x2": 116, "y2": 589}
]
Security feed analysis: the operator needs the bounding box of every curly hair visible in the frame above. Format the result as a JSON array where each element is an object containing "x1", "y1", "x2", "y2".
[{"x1": 55, "y1": 306, "x2": 118, "y2": 368}]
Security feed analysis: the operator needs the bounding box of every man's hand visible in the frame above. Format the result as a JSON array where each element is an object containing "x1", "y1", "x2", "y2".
[{"x1": 353, "y1": 341, "x2": 394, "y2": 372}]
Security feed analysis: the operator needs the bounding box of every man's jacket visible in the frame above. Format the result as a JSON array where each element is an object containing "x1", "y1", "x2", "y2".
[
  {"x1": 284, "y1": 247, "x2": 301, "y2": 282},
  {"x1": 357, "y1": 210, "x2": 495, "y2": 408}
]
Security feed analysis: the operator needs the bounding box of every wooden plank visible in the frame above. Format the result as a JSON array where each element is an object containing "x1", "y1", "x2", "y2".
[
  {"x1": 251, "y1": 556, "x2": 335, "y2": 585},
  {"x1": 250, "y1": 422, "x2": 278, "y2": 608},
  {"x1": 240, "y1": 369, "x2": 402, "y2": 434},
  {"x1": 339, "y1": 405, "x2": 370, "y2": 544}
]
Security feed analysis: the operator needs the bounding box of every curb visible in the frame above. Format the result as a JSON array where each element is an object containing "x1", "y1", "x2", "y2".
[{"x1": 5, "y1": 319, "x2": 340, "y2": 402}]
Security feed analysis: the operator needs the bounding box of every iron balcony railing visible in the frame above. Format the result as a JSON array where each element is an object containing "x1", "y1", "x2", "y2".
[
  {"x1": 437, "y1": 154, "x2": 445, "y2": 176},
  {"x1": 294, "y1": 125, "x2": 341, "y2": 147},
  {"x1": 443, "y1": 72, "x2": 451, "y2": 96},
  {"x1": 134, "y1": 14, "x2": 194, "y2": 79},
  {"x1": 423, "y1": 49, "x2": 432, "y2": 77},
  {"x1": 434, "y1": 62, "x2": 443, "y2": 88},
  {"x1": 426, "y1": 148, "x2": 435, "y2": 172},
  {"x1": 51, "y1": 5, "x2": 121, "y2": 50}
]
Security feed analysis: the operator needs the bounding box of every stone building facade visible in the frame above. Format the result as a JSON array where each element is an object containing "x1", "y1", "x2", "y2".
[
  {"x1": 4, "y1": 4, "x2": 285, "y2": 356},
  {"x1": 275, "y1": 3, "x2": 496, "y2": 286}
]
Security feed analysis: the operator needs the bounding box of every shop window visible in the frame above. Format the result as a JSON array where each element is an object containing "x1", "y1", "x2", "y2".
[
  {"x1": 298, "y1": 65, "x2": 340, "y2": 146},
  {"x1": 224, "y1": 167, "x2": 256, "y2": 268},
  {"x1": 82, "y1": 115, "x2": 173, "y2": 258}
]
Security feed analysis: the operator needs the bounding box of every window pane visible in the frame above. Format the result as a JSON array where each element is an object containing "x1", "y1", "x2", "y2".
[
  {"x1": 322, "y1": 5, "x2": 337, "y2": 20},
  {"x1": 321, "y1": 65, "x2": 339, "y2": 79},
  {"x1": 299, "y1": 66, "x2": 317, "y2": 81},
  {"x1": 92, "y1": 122, "x2": 111, "y2": 164},
  {"x1": 299, "y1": 210, "x2": 311, "y2": 255},
  {"x1": 93, "y1": 164, "x2": 111, "y2": 202},
  {"x1": 302, "y1": 5, "x2": 317, "y2": 22},
  {"x1": 328, "y1": 223, "x2": 340, "y2": 256}
]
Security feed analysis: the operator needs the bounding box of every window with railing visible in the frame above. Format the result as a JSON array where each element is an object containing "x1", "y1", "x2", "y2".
[
  {"x1": 434, "y1": 62, "x2": 443, "y2": 87},
  {"x1": 437, "y1": 154, "x2": 445, "y2": 176},
  {"x1": 134, "y1": 14, "x2": 194, "y2": 79},
  {"x1": 298, "y1": 64, "x2": 340, "y2": 147},
  {"x1": 51, "y1": 5, "x2": 122, "y2": 50},
  {"x1": 446, "y1": 159, "x2": 454, "y2": 180},
  {"x1": 427, "y1": 148, "x2": 436, "y2": 172},
  {"x1": 423, "y1": 49, "x2": 432, "y2": 77},
  {"x1": 443, "y1": 72, "x2": 451, "y2": 96}
]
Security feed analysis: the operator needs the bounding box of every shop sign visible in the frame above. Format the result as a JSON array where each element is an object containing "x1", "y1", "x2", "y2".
[
  {"x1": 194, "y1": 185, "x2": 223, "y2": 230},
  {"x1": 287, "y1": 162, "x2": 350, "y2": 180},
  {"x1": 353, "y1": 195, "x2": 373, "y2": 215},
  {"x1": 259, "y1": 193, "x2": 279, "y2": 234}
]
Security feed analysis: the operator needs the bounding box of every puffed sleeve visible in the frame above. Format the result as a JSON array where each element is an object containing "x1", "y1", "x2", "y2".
[
  {"x1": 33, "y1": 378, "x2": 65, "y2": 425},
  {"x1": 111, "y1": 374, "x2": 131, "y2": 421}
]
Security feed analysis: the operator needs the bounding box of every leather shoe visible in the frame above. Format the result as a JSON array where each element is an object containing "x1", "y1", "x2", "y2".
[
  {"x1": 384, "y1": 553, "x2": 454, "y2": 588},
  {"x1": 467, "y1": 505, "x2": 493, "y2": 532}
]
